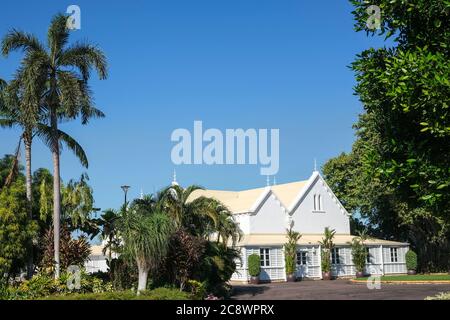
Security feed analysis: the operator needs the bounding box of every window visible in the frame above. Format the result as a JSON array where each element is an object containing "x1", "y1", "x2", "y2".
[
  {"x1": 331, "y1": 248, "x2": 340, "y2": 264},
  {"x1": 390, "y1": 248, "x2": 398, "y2": 263},
  {"x1": 314, "y1": 194, "x2": 323, "y2": 211},
  {"x1": 260, "y1": 248, "x2": 270, "y2": 267},
  {"x1": 366, "y1": 247, "x2": 371, "y2": 264},
  {"x1": 297, "y1": 251, "x2": 308, "y2": 266}
]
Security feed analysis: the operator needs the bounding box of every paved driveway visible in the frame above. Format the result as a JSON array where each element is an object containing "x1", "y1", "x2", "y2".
[{"x1": 231, "y1": 280, "x2": 450, "y2": 300}]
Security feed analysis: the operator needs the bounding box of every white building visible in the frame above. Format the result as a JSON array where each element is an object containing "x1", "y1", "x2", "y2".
[
  {"x1": 191, "y1": 171, "x2": 409, "y2": 282},
  {"x1": 87, "y1": 170, "x2": 409, "y2": 282}
]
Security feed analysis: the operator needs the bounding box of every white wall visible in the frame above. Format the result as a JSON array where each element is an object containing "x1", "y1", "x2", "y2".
[
  {"x1": 249, "y1": 193, "x2": 288, "y2": 234},
  {"x1": 290, "y1": 176, "x2": 350, "y2": 234}
]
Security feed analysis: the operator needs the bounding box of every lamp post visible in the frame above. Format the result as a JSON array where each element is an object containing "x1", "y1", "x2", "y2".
[{"x1": 121, "y1": 185, "x2": 130, "y2": 210}]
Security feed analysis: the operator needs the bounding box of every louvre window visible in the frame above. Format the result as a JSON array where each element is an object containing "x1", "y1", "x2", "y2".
[
  {"x1": 331, "y1": 248, "x2": 340, "y2": 264},
  {"x1": 260, "y1": 248, "x2": 271, "y2": 267},
  {"x1": 296, "y1": 251, "x2": 308, "y2": 265},
  {"x1": 390, "y1": 248, "x2": 398, "y2": 263}
]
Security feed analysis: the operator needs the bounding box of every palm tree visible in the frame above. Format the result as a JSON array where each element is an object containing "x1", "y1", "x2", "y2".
[
  {"x1": 119, "y1": 200, "x2": 173, "y2": 292},
  {"x1": 2, "y1": 14, "x2": 107, "y2": 278},
  {"x1": 98, "y1": 209, "x2": 121, "y2": 263},
  {"x1": 0, "y1": 79, "x2": 91, "y2": 277},
  {"x1": 160, "y1": 184, "x2": 220, "y2": 235},
  {"x1": 319, "y1": 227, "x2": 336, "y2": 278},
  {"x1": 210, "y1": 200, "x2": 242, "y2": 247},
  {"x1": 0, "y1": 77, "x2": 42, "y2": 278}
]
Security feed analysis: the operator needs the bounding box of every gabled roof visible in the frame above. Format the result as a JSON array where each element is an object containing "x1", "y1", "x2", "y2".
[{"x1": 189, "y1": 180, "x2": 308, "y2": 214}]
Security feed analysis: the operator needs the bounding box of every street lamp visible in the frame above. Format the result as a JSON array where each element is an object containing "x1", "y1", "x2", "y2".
[{"x1": 121, "y1": 185, "x2": 130, "y2": 209}]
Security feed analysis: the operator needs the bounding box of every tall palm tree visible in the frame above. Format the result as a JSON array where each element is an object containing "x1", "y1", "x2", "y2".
[
  {"x1": 0, "y1": 79, "x2": 91, "y2": 277},
  {"x1": 2, "y1": 14, "x2": 107, "y2": 278},
  {"x1": 0, "y1": 76, "x2": 42, "y2": 278}
]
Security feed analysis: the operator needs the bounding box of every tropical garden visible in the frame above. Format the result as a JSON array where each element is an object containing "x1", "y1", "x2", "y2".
[{"x1": 0, "y1": 13, "x2": 242, "y2": 300}]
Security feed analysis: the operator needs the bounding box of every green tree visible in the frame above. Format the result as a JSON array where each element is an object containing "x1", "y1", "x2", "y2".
[
  {"x1": 119, "y1": 199, "x2": 173, "y2": 293},
  {"x1": 323, "y1": 0, "x2": 449, "y2": 271},
  {"x1": 97, "y1": 209, "x2": 121, "y2": 264},
  {"x1": 159, "y1": 185, "x2": 220, "y2": 236},
  {"x1": 2, "y1": 13, "x2": 108, "y2": 278},
  {"x1": 0, "y1": 172, "x2": 37, "y2": 284}
]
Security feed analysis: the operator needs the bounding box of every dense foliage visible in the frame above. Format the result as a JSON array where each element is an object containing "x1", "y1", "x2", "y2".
[
  {"x1": 284, "y1": 228, "x2": 302, "y2": 276},
  {"x1": 0, "y1": 175, "x2": 37, "y2": 283},
  {"x1": 406, "y1": 250, "x2": 418, "y2": 271},
  {"x1": 319, "y1": 228, "x2": 335, "y2": 273},
  {"x1": 349, "y1": 238, "x2": 367, "y2": 273},
  {"x1": 248, "y1": 254, "x2": 261, "y2": 278},
  {"x1": 323, "y1": 0, "x2": 450, "y2": 272}
]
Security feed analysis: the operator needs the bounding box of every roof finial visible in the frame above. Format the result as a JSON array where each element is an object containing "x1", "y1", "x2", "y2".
[
  {"x1": 172, "y1": 169, "x2": 179, "y2": 186},
  {"x1": 140, "y1": 188, "x2": 144, "y2": 200},
  {"x1": 314, "y1": 158, "x2": 318, "y2": 172}
]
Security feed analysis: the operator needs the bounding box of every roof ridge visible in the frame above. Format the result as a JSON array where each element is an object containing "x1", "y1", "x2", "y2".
[{"x1": 204, "y1": 179, "x2": 308, "y2": 193}]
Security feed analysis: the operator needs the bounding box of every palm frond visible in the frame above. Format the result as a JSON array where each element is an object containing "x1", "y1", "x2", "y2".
[
  {"x1": 36, "y1": 124, "x2": 89, "y2": 168},
  {"x1": 1, "y1": 29, "x2": 45, "y2": 56},
  {"x1": 58, "y1": 129, "x2": 89, "y2": 168},
  {"x1": 59, "y1": 42, "x2": 108, "y2": 80},
  {"x1": 47, "y1": 14, "x2": 70, "y2": 59}
]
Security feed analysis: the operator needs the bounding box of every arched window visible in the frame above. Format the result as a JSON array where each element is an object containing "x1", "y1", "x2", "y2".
[
  {"x1": 313, "y1": 195, "x2": 317, "y2": 211},
  {"x1": 318, "y1": 195, "x2": 323, "y2": 211}
]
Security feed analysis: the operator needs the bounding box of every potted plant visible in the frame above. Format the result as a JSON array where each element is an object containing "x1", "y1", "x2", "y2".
[
  {"x1": 319, "y1": 227, "x2": 336, "y2": 280},
  {"x1": 248, "y1": 254, "x2": 261, "y2": 284},
  {"x1": 405, "y1": 250, "x2": 417, "y2": 275},
  {"x1": 284, "y1": 227, "x2": 302, "y2": 282},
  {"x1": 349, "y1": 238, "x2": 367, "y2": 278}
]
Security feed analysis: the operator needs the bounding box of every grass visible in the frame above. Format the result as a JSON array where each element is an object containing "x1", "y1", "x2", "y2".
[{"x1": 356, "y1": 274, "x2": 450, "y2": 282}]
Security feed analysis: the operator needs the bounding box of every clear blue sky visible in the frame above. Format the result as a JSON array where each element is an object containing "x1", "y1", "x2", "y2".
[{"x1": 0, "y1": 0, "x2": 386, "y2": 212}]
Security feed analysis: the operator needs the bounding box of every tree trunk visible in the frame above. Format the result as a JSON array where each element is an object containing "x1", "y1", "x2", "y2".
[
  {"x1": 52, "y1": 148, "x2": 61, "y2": 279},
  {"x1": 24, "y1": 137, "x2": 34, "y2": 279},
  {"x1": 137, "y1": 260, "x2": 149, "y2": 293}
]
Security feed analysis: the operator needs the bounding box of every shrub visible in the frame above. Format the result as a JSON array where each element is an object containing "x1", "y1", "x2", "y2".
[
  {"x1": 319, "y1": 227, "x2": 335, "y2": 273},
  {"x1": 350, "y1": 239, "x2": 367, "y2": 273},
  {"x1": 248, "y1": 254, "x2": 260, "y2": 277},
  {"x1": 186, "y1": 280, "x2": 206, "y2": 300},
  {"x1": 284, "y1": 228, "x2": 301, "y2": 276},
  {"x1": 321, "y1": 249, "x2": 331, "y2": 273},
  {"x1": 406, "y1": 250, "x2": 418, "y2": 271},
  {"x1": 40, "y1": 288, "x2": 192, "y2": 300},
  {"x1": 4, "y1": 270, "x2": 112, "y2": 300}
]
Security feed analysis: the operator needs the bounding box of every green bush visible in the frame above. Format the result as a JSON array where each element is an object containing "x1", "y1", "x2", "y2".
[
  {"x1": 350, "y1": 239, "x2": 367, "y2": 273},
  {"x1": 284, "y1": 228, "x2": 301, "y2": 276},
  {"x1": 40, "y1": 288, "x2": 192, "y2": 300},
  {"x1": 406, "y1": 250, "x2": 418, "y2": 271},
  {"x1": 3, "y1": 270, "x2": 112, "y2": 300},
  {"x1": 248, "y1": 254, "x2": 261, "y2": 277},
  {"x1": 186, "y1": 280, "x2": 206, "y2": 300},
  {"x1": 321, "y1": 249, "x2": 331, "y2": 273}
]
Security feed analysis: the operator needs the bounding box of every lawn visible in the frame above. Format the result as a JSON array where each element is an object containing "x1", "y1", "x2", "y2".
[{"x1": 357, "y1": 274, "x2": 450, "y2": 282}]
